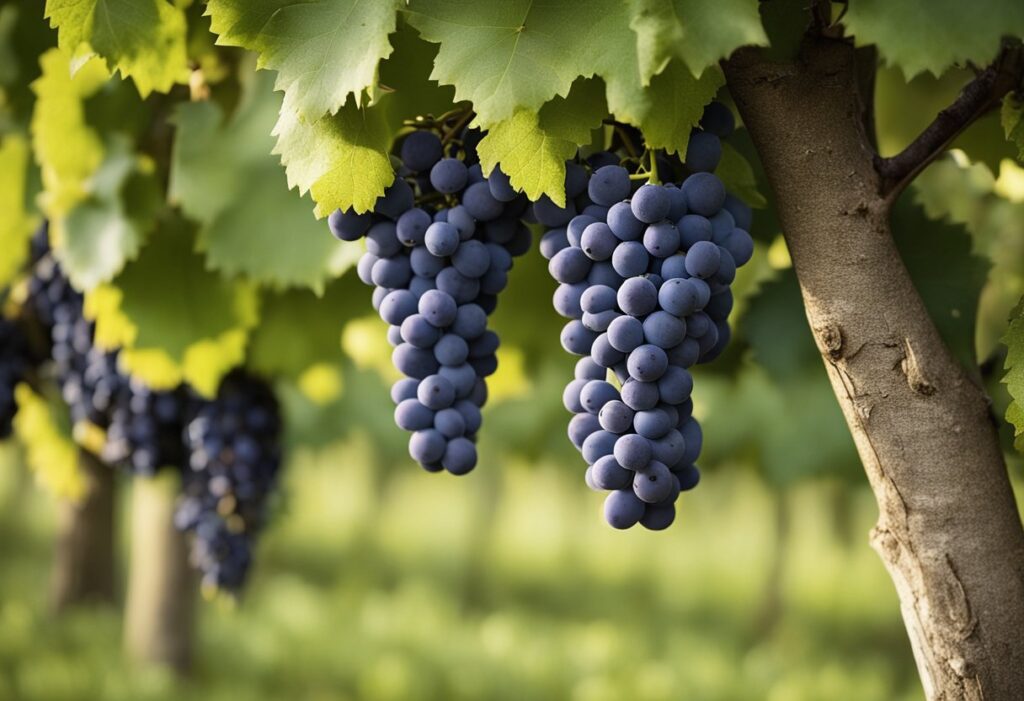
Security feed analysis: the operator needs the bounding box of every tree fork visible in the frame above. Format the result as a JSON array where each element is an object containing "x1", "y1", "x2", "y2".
[
  {"x1": 50, "y1": 449, "x2": 117, "y2": 612},
  {"x1": 725, "y1": 37, "x2": 1024, "y2": 700}
]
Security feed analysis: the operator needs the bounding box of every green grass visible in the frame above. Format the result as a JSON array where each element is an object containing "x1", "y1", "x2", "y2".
[{"x1": 0, "y1": 437, "x2": 922, "y2": 701}]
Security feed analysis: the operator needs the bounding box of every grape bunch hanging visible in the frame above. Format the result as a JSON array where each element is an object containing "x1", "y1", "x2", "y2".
[
  {"x1": 0, "y1": 318, "x2": 33, "y2": 438},
  {"x1": 541, "y1": 103, "x2": 753, "y2": 530},
  {"x1": 20, "y1": 241, "x2": 284, "y2": 592},
  {"x1": 329, "y1": 116, "x2": 532, "y2": 475}
]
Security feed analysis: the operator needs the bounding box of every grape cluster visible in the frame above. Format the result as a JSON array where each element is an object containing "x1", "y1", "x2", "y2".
[
  {"x1": 0, "y1": 318, "x2": 32, "y2": 438},
  {"x1": 103, "y1": 380, "x2": 188, "y2": 476},
  {"x1": 542, "y1": 107, "x2": 754, "y2": 529},
  {"x1": 174, "y1": 371, "x2": 282, "y2": 591},
  {"x1": 328, "y1": 125, "x2": 531, "y2": 475},
  {"x1": 26, "y1": 255, "x2": 128, "y2": 429}
]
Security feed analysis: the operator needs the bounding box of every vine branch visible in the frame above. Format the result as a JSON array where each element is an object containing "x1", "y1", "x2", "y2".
[{"x1": 874, "y1": 44, "x2": 1024, "y2": 198}]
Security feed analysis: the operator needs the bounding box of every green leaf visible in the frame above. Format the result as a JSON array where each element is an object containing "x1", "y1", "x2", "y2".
[
  {"x1": 377, "y1": 21, "x2": 459, "y2": 136},
  {"x1": 717, "y1": 141, "x2": 767, "y2": 208},
  {"x1": 30, "y1": 48, "x2": 108, "y2": 217},
  {"x1": 1003, "y1": 299, "x2": 1024, "y2": 451},
  {"x1": 630, "y1": 0, "x2": 767, "y2": 82},
  {"x1": 44, "y1": 0, "x2": 189, "y2": 96},
  {"x1": 56, "y1": 138, "x2": 160, "y2": 290},
  {"x1": 1003, "y1": 95, "x2": 1024, "y2": 162},
  {"x1": 892, "y1": 196, "x2": 990, "y2": 370},
  {"x1": 744, "y1": 269, "x2": 819, "y2": 381},
  {"x1": 248, "y1": 274, "x2": 364, "y2": 380},
  {"x1": 404, "y1": 0, "x2": 590, "y2": 125},
  {"x1": 86, "y1": 214, "x2": 260, "y2": 396},
  {"x1": 273, "y1": 99, "x2": 394, "y2": 217},
  {"x1": 0, "y1": 134, "x2": 36, "y2": 289},
  {"x1": 206, "y1": 0, "x2": 401, "y2": 118},
  {"x1": 172, "y1": 71, "x2": 353, "y2": 290},
  {"x1": 635, "y1": 61, "x2": 724, "y2": 155},
  {"x1": 843, "y1": 0, "x2": 1024, "y2": 78},
  {"x1": 13, "y1": 383, "x2": 86, "y2": 502},
  {"x1": 477, "y1": 79, "x2": 606, "y2": 206}
]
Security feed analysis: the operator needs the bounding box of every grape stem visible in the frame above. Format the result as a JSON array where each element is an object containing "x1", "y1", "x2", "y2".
[{"x1": 441, "y1": 110, "x2": 474, "y2": 146}]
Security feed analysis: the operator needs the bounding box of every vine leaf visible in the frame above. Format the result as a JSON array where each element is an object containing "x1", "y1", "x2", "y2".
[
  {"x1": 717, "y1": 141, "x2": 767, "y2": 208},
  {"x1": 206, "y1": 0, "x2": 401, "y2": 118},
  {"x1": 273, "y1": 99, "x2": 394, "y2": 217},
  {"x1": 1004, "y1": 299, "x2": 1024, "y2": 451},
  {"x1": 248, "y1": 275, "x2": 364, "y2": 381},
  {"x1": 631, "y1": 0, "x2": 767, "y2": 82},
  {"x1": 634, "y1": 61, "x2": 724, "y2": 156},
  {"x1": 842, "y1": 0, "x2": 1024, "y2": 78},
  {"x1": 1003, "y1": 96, "x2": 1024, "y2": 162},
  {"x1": 0, "y1": 135, "x2": 36, "y2": 289},
  {"x1": 172, "y1": 71, "x2": 353, "y2": 290},
  {"x1": 85, "y1": 215, "x2": 260, "y2": 396},
  {"x1": 403, "y1": 0, "x2": 592, "y2": 125},
  {"x1": 477, "y1": 79, "x2": 606, "y2": 206},
  {"x1": 32, "y1": 49, "x2": 158, "y2": 291},
  {"x1": 44, "y1": 0, "x2": 189, "y2": 96},
  {"x1": 13, "y1": 384, "x2": 85, "y2": 502}
]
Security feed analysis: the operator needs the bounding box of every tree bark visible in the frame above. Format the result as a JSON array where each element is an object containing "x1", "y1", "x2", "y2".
[
  {"x1": 123, "y1": 472, "x2": 196, "y2": 674},
  {"x1": 50, "y1": 449, "x2": 116, "y2": 612},
  {"x1": 725, "y1": 37, "x2": 1024, "y2": 701}
]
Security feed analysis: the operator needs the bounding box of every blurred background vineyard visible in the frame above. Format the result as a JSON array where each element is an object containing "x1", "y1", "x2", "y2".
[{"x1": 3, "y1": 2, "x2": 1024, "y2": 700}]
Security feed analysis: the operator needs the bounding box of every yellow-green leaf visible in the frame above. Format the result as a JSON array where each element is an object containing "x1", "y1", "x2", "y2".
[
  {"x1": 44, "y1": 0, "x2": 189, "y2": 96},
  {"x1": 0, "y1": 135, "x2": 36, "y2": 288},
  {"x1": 717, "y1": 142, "x2": 767, "y2": 208},
  {"x1": 636, "y1": 61, "x2": 724, "y2": 155},
  {"x1": 1004, "y1": 299, "x2": 1024, "y2": 451},
  {"x1": 13, "y1": 384, "x2": 86, "y2": 502}
]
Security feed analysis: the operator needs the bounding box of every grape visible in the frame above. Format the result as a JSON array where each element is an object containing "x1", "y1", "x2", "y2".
[
  {"x1": 586, "y1": 262, "x2": 624, "y2": 289},
  {"x1": 371, "y1": 256, "x2": 412, "y2": 288},
  {"x1": 563, "y1": 379, "x2": 587, "y2": 413},
  {"x1": 611, "y1": 240, "x2": 649, "y2": 278},
  {"x1": 439, "y1": 363, "x2": 476, "y2": 398},
  {"x1": 442, "y1": 437, "x2": 477, "y2": 475},
  {"x1": 686, "y1": 311, "x2": 711, "y2": 339},
  {"x1": 642, "y1": 222, "x2": 681, "y2": 258},
  {"x1": 395, "y1": 399, "x2": 435, "y2": 431},
  {"x1": 591, "y1": 333, "x2": 626, "y2": 368},
  {"x1": 430, "y1": 158, "x2": 469, "y2": 193},
  {"x1": 393, "y1": 344, "x2": 439, "y2": 378},
  {"x1": 678, "y1": 214, "x2": 713, "y2": 248},
  {"x1": 724, "y1": 228, "x2": 754, "y2": 266},
  {"x1": 616, "y1": 277, "x2": 658, "y2": 317},
  {"x1": 581, "y1": 222, "x2": 617, "y2": 261},
  {"x1": 328, "y1": 208, "x2": 372, "y2": 241},
  {"x1": 575, "y1": 357, "x2": 606, "y2": 381},
  {"x1": 0, "y1": 319, "x2": 32, "y2": 438},
  {"x1": 657, "y1": 366, "x2": 694, "y2": 405},
  {"x1": 700, "y1": 101, "x2": 735, "y2": 137},
  {"x1": 401, "y1": 131, "x2": 444, "y2": 172},
  {"x1": 540, "y1": 229, "x2": 570, "y2": 259},
  {"x1": 553, "y1": 283, "x2": 586, "y2": 319},
  {"x1": 587, "y1": 165, "x2": 630, "y2": 206},
  {"x1": 567, "y1": 215, "x2": 598, "y2": 247},
  {"x1": 685, "y1": 131, "x2": 722, "y2": 172},
  {"x1": 665, "y1": 185, "x2": 688, "y2": 221},
  {"x1": 451, "y1": 304, "x2": 487, "y2": 339},
  {"x1": 724, "y1": 194, "x2": 753, "y2": 231},
  {"x1": 684, "y1": 240, "x2": 721, "y2": 279},
  {"x1": 633, "y1": 461, "x2": 674, "y2": 503},
  {"x1": 463, "y1": 182, "x2": 505, "y2": 221},
  {"x1": 366, "y1": 221, "x2": 403, "y2": 257},
  {"x1": 434, "y1": 334, "x2": 470, "y2": 366},
  {"x1": 568, "y1": 412, "x2": 601, "y2": 449},
  {"x1": 680, "y1": 417, "x2": 703, "y2": 464},
  {"x1": 710, "y1": 210, "x2": 735, "y2": 244},
  {"x1": 614, "y1": 433, "x2": 652, "y2": 470},
  {"x1": 621, "y1": 379, "x2": 660, "y2": 411},
  {"x1": 666, "y1": 338, "x2": 701, "y2": 368},
  {"x1": 627, "y1": 344, "x2": 668, "y2": 382},
  {"x1": 633, "y1": 409, "x2": 674, "y2": 439},
  {"x1": 607, "y1": 201, "x2": 645, "y2": 241},
  {"x1": 640, "y1": 503, "x2": 676, "y2": 530},
  {"x1": 607, "y1": 315, "x2": 645, "y2": 353},
  {"x1": 651, "y1": 429, "x2": 685, "y2": 466},
  {"x1": 401, "y1": 314, "x2": 442, "y2": 348},
  {"x1": 582, "y1": 429, "x2": 617, "y2": 464},
  {"x1": 682, "y1": 172, "x2": 726, "y2": 217},
  {"x1": 469, "y1": 330, "x2": 500, "y2": 358},
  {"x1": 560, "y1": 320, "x2": 597, "y2": 356},
  {"x1": 549, "y1": 247, "x2": 592, "y2": 284},
  {"x1": 580, "y1": 284, "x2": 618, "y2": 314},
  {"x1": 592, "y1": 455, "x2": 633, "y2": 490},
  {"x1": 604, "y1": 489, "x2": 645, "y2": 529},
  {"x1": 455, "y1": 399, "x2": 483, "y2": 434},
  {"x1": 675, "y1": 464, "x2": 701, "y2": 491},
  {"x1": 580, "y1": 380, "x2": 619, "y2": 414},
  {"x1": 391, "y1": 378, "x2": 419, "y2": 404},
  {"x1": 176, "y1": 371, "x2": 282, "y2": 591},
  {"x1": 630, "y1": 184, "x2": 671, "y2": 223},
  {"x1": 642, "y1": 311, "x2": 686, "y2": 349},
  {"x1": 434, "y1": 407, "x2": 467, "y2": 439},
  {"x1": 599, "y1": 400, "x2": 634, "y2": 434},
  {"x1": 103, "y1": 381, "x2": 188, "y2": 476},
  {"x1": 487, "y1": 166, "x2": 518, "y2": 202},
  {"x1": 452, "y1": 239, "x2": 491, "y2": 278},
  {"x1": 425, "y1": 222, "x2": 460, "y2": 257},
  {"x1": 448, "y1": 206, "x2": 477, "y2": 239},
  {"x1": 436, "y1": 267, "x2": 480, "y2": 304},
  {"x1": 409, "y1": 429, "x2": 446, "y2": 464},
  {"x1": 533, "y1": 195, "x2": 576, "y2": 227}
]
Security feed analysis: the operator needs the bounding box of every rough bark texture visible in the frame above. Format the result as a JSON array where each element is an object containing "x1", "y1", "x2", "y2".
[
  {"x1": 123, "y1": 473, "x2": 196, "y2": 674},
  {"x1": 725, "y1": 37, "x2": 1024, "y2": 701},
  {"x1": 50, "y1": 450, "x2": 116, "y2": 612}
]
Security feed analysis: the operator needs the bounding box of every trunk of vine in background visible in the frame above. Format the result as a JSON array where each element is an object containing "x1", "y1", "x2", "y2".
[
  {"x1": 123, "y1": 472, "x2": 196, "y2": 674},
  {"x1": 725, "y1": 36, "x2": 1024, "y2": 700},
  {"x1": 50, "y1": 449, "x2": 116, "y2": 612}
]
